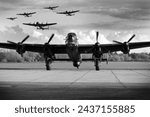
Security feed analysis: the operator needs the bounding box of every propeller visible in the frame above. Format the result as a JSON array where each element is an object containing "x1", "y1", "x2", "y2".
[
  {"x1": 113, "y1": 34, "x2": 136, "y2": 54},
  {"x1": 96, "y1": 31, "x2": 99, "y2": 43},
  {"x1": 44, "y1": 34, "x2": 55, "y2": 59},
  {"x1": 7, "y1": 35, "x2": 30, "y2": 56},
  {"x1": 7, "y1": 40, "x2": 17, "y2": 45},
  {"x1": 20, "y1": 35, "x2": 30, "y2": 44},
  {"x1": 47, "y1": 34, "x2": 54, "y2": 44},
  {"x1": 7, "y1": 35, "x2": 30, "y2": 45},
  {"x1": 113, "y1": 34, "x2": 135, "y2": 44},
  {"x1": 85, "y1": 31, "x2": 100, "y2": 53},
  {"x1": 112, "y1": 40, "x2": 122, "y2": 45},
  {"x1": 127, "y1": 34, "x2": 135, "y2": 43}
]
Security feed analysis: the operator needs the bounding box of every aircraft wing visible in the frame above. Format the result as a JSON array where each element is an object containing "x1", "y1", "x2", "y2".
[
  {"x1": 0, "y1": 43, "x2": 17, "y2": 50},
  {"x1": 57, "y1": 10, "x2": 79, "y2": 14},
  {"x1": 0, "y1": 43, "x2": 67, "y2": 53},
  {"x1": 17, "y1": 13, "x2": 24, "y2": 15},
  {"x1": 53, "y1": 6, "x2": 59, "y2": 8},
  {"x1": 23, "y1": 23, "x2": 37, "y2": 27},
  {"x1": 70, "y1": 10, "x2": 80, "y2": 13},
  {"x1": 40, "y1": 23, "x2": 57, "y2": 26},
  {"x1": 29, "y1": 12, "x2": 36, "y2": 14},
  {"x1": 6, "y1": 18, "x2": 16, "y2": 20},
  {"x1": 78, "y1": 42, "x2": 150, "y2": 53},
  {"x1": 0, "y1": 42, "x2": 150, "y2": 55},
  {"x1": 57, "y1": 12, "x2": 66, "y2": 14},
  {"x1": 44, "y1": 6, "x2": 58, "y2": 9},
  {"x1": 44, "y1": 7, "x2": 50, "y2": 9}
]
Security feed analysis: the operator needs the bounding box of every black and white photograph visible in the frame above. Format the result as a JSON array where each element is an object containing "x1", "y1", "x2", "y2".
[{"x1": 0, "y1": 0, "x2": 150, "y2": 100}]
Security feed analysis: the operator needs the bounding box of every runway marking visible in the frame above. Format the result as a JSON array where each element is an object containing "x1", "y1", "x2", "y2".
[
  {"x1": 111, "y1": 70, "x2": 127, "y2": 88},
  {"x1": 69, "y1": 70, "x2": 91, "y2": 85},
  {"x1": 131, "y1": 70, "x2": 150, "y2": 78}
]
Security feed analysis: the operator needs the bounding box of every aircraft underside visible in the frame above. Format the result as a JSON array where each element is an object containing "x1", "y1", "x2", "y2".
[
  {"x1": 44, "y1": 51, "x2": 106, "y2": 71},
  {"x1": 44, "y1": 32, "x2": 106, "y2": 71}
]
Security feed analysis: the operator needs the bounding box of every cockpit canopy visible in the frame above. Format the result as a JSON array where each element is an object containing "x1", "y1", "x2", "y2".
[{"x1": 65, "y1": 32, "x2": 78, "y2": 46}]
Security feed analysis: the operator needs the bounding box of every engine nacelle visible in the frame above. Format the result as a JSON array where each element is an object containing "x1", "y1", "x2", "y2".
[
  {"x1": 92, "y1": 43, "x2": 103, "y2": 59},
  {"x1": 43, "y1": 44, "x2": 55, "y2": 60},
  {"x1": 121, "y1": 42, "x2": 130, "y2": 54},
  {"x1": 16, "y1": 44, "x2": 26, "y2": 56},
  {"x1": 93, "y1": 51, "x2": 102, "y2": 59}
]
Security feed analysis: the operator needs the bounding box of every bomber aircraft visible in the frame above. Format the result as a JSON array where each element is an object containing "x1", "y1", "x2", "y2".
[
  {"x1": 44, "y1": 6, "x2": 59, "y2": 10},
  {"x1": 57, "y1": 10, "x2": 80, "y2": 16},
  {"x1": 23, "y1": 22, "x2": 57, "y2": 30},
  {"x1": 6, "y1": 17, "x2": 17, "y2": 21},
  {"x1": 0, "y1": 32, "x2": 150, "y2": 71},
  {"x1": 16, "y1": 12, "x2": 36, "y2": 17}
]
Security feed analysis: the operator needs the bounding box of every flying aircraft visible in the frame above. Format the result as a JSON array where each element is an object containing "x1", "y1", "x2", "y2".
[
  {"x1": 23, "y1": 22, "x2": 57, "y2": 30},
  {"x1": 57, "y1": 10, "x2": 80, "y2": 16},
  {"x1": 16, "y1": 12, "x2": 36, "y2": 17},
  {"x1": 6, "y1": 17, "x2": 17, "y2": 21},
  {"x1": 43, "y1": 6, "x2": 59, "y2": 10},
  {"x1": 0, "y1": 32, "x2": 150, "y2": 71}
]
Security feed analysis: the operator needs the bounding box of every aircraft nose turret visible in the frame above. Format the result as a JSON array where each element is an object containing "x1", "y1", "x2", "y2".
[{"x1": 65, "y1": 32, "x2": 78, "y2": 46}]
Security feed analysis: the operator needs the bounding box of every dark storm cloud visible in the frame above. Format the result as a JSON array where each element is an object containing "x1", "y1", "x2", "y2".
[
  {"x1": 0, "y1": 6, "x2": 12, "y2": 11},
  {"x1": 0, "y1": 0, "x2": 21, "y2": 4},
  {"x1": 98, "y1": 8, "x2": 150, "y2": 21},
  {"x1": 0, "y1": 0, "x2": 27, "y2": 7},
  {"x1": 81, "y1": 0, "x2": 150, "y2": 21},
  {"x1": 101, "y1": 0, "x2": 150, "y2": 21},
  {"x1": 0, "y1": 0, "x2": 37, "y2": 11},
  {"x1": 52, "y1": 21, "x2": 149, "y2": 31},
  {"x1": 1, "y1": 0, "x2": 150, "y2": 31},
  {"x1": 88, "y1": 22, "x2": 149, "y2": 30},
  {"x1": 53, "y1": 16, "x2": 150, "y2": 31},
  {"x1": 0, "y1": 0, "x2": 21, "y2": 11}
]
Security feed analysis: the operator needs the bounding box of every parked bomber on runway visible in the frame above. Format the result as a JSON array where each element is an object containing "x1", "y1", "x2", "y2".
[
  {"x1": 6, "y1": 17, "x2": 17, "y2": 21},
  {"x1": 17, "y1": 12, "x2": 36, "y2": 17},
  {"x1": 23, "y1": 22, "x2": 57, "y2": 30},
  {"x1": 57, "y1": 10, "x2": 80, "y2": 16},
  {"x1": 43, "y1": 6, "x2": 59, "y2": 10},
  {"x1": 0, "y1": 32, "x2": 150, "y2": 70}
]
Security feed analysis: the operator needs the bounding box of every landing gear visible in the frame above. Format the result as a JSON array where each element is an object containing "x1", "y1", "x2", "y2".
[
  {"x1": 45, "y1": 56, "x2": 52, "y2": 70},
  {"x1": 92, "y1": 53, "x2": 101, "y2": 71},
  {"x1": 95, "y1": 59, "x2": 100, "y2": 71},
  {"x1": 46, "y1": 64, "x2": 50, "y2": 70},
  {"x1": 43, "y1": 34, "x2": 55, "y2": 71}
]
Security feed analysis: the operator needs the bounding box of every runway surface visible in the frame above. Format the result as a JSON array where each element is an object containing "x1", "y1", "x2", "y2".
[{"x1": 0, "y1": 62, "x2": 150, "y2": 100}]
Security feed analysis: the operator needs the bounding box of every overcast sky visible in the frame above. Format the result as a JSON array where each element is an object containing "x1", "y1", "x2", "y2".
[{"x1": 0, "y1": 0, "x2": 150, "y2": 52}]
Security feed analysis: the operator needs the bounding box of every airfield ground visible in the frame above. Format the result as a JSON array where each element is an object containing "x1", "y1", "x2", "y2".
[{"x1": 0, "y1": 62, "x2": 150, "y2": 100}]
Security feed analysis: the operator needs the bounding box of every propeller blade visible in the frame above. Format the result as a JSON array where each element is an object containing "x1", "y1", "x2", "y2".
[
  {"x1": 128, "y1": 34, "x2": 135, "y2": 43},
  {"x1": 113, "y1": 40, "x2": 123, "y2": 44},
  {"x1": 21, "y1": 35, "x2": 30, "y2": 44},
  {"x1": 7, "y1": 41, "x2": 17, "y2": 45},
  {"x1": 96, "y1": 31, "x2": 99, "y2": 43},
  {"x1": 47, "y1": 34, "x2": 55, "y2": 44}
]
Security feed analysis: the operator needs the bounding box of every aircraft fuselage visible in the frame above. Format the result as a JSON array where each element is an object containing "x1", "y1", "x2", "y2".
[{"x1": 65, "y1": 33, "x2": 81, "y2": 68}]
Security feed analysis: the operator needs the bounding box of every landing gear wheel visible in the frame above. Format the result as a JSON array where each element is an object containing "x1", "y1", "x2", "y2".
[
  {"x1": 95, "y1": 65, "x2": 99, "y2": 71},
  {"x1": 45, "y1": 56, "x2": 52, "y2": 70}
]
